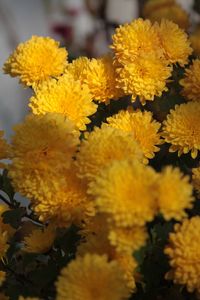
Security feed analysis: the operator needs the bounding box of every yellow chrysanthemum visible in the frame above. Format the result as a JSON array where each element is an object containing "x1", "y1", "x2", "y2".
[
  {"x1": 89, "y1": 159, "x2": 158, "y2": 227},
  {"x1": 8, "y1": 113, "x2": 79, "y2": 201},
  {"x1": 108, "y1": 226, "x2": 148, "y2": 255},
  {"x1": 0, "y1": 130, "x2": 9, "y2": 169},
  {"x1": 116, "y1": 53, "x2": 172, "y2": 104},
  {"x1": 180, "y1": 59, "x2": 200, "y2": 102},
  {"x1": 156, "y1": 19, "x2": 192, "y2": 66},
  {"x1": 3, "y1": 36, "x2": 68, "y2": 86},
  {"x1": 158, "y1": 166, "x2": 194, "y2": 220},
  {"x1": 33, "y1": 166, "x2": 94, "y2": 228},
  {"x1": 56, "y1": 254, "x2": 130, "y2": 300},
  {"x1": 143, "y1": 0, "x2": 189, "y2": 30},
  {"x1": 0, "y1": 204, "x2": 15, "y2": 239},
  {"x1": 106, "y1": 109, "x2": 163, "y2": 162},
  {"x1": 23, "y1": 224, "x2": 56, "y2": 253},
  {"x1": 192, "y1": 167, "x2": 200, "y2": 197},
  {"x1": 66, "y1": 56, "x2": 90, "y2": 80},
  {"x1": 76, "y1": 125, "x2": 143, "y2": 182},
  {"x1": 0, "y1": 271, "x2": 6, "y2": 286},
  {"x1": 165, "y1": 217, "x2": 200, "y2": 293},
  {"x1": 163, "y1": 102, "x2": 200, "y2": 158},
  {"x1": 111, "y1": 18, "x2": 163, "y2": 65},
  {"x1": 0, "y1": 230, "x2": 9, "y2": 260},
  {"x1": 190, "y1": 28, "x2": 200, "y2": 56},
  {"x1": 115, "y1": 254, "x2": 137, "y2": 291},
  {"x1": 29, "y1": 74, "x2": 97, "y2": 131}
]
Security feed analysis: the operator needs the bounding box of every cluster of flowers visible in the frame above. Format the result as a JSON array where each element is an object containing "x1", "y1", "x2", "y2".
[{"x1": 1, "y1": 15, "x2": 200, "y2": 300}]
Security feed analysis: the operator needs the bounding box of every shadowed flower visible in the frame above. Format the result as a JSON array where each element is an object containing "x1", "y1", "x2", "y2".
[{"x1": 0, "y1": 130, "x2": 9, "y2": 169}]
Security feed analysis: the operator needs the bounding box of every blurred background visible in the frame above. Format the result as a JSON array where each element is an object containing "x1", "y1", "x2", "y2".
[{"x1": 0, "y1": 0, "x2": 200, "y2": 138}]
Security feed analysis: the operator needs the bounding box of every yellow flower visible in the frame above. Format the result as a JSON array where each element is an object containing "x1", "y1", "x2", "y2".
[
  {"x1": 116, "y1": 53, "x2": 172, "y2": 104},
  {"x1": 76, "y1": 125, "x2": 143, "y2": 182},
  {"x1": 190, "y1": 28, "x2": 200, "y2": 56},
  {"x1": 0, "y1": 230, "x2": 9, "y2": 260},
  {"x1": 156, "y1": 19, "x2": 192, "y2": 66},
  {"x1": 115, "y1": 254, "x2": 137, "y2": 291},
  {"x1": 163, "y1": 102, "x2": 200, "y2": 158},
  {"x1": 56, "y1": 254, "x2": 130, "y2": 300},
  {"x1": 0, "y1": 271, "x2": 6, "y2": 286},
  {"x1": 23, "y1": 224, "x2": 56, "y2": 253},
  {"x1": 165, "y1": 217, "x2": 200, "y2": 293},
  {"x1": 111, "y1": 18, "x2": 163, "y2": 65},
  {"x1": 158, "y1": 166, "x2": 194, "y2": 221},
  {"x1": 108, "y1": 226, "x2": 148, "y2": 255},
  {"x1": 66, "y1": 56, "x2": 90, "y2": 80},
  {"x1": 143, "y1": 0, "x2": 189, "y2": 30},
  {"x1": 3, "y1": 36, "x2": 68, "y2": 86},
  {"x1": 33, "y1": 166, "x2": 94, "y2": 228},
  {"x1": 8, "y1": 113, "x2": 79, "y2": 202},
  {"x1": 180, "y1": 59, "x2": 200, "y2": 102},
  {"x1": 192, "y1": 167, "x2": 200, "y2": 197},
  {"x1": 106, "y1": 109, "x2": 163, "y2": 163},
  {"x1": 0, "y1": 130, "x2": 9, "y2": 169},
  {"x1": 29, "y1": 74, "x2": 97, "y2": 131},
  {"x1": 89, "y1": 159, "x2": 158, "y2": 227}
]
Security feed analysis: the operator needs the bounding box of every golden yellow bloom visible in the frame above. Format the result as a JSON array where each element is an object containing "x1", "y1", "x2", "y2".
[
  {"x1": 0, "y1": 204, "x2": 15, "y2": 239},
  {"x1": 143, "y1": 0, "x2": 189, "y2": 30},
  {"x1": 163, "y1": 102, "x2": 200, "y2": 158},
  {"x1": 29, "y1": 74, "x2": 97, "y2": 131},
  {"x1": 165, "y1": 217, "x2": 200, "y2": 293},
  {"x1": 156, "y1": 19, "x2": 192, "y2": 66},
  {"x1": 106, "y1": 109, "x2": 163, "y2": 162},
  {"x1": 0, "y1": 271, "x2": 6, "y2": 286},
  {"x1": 76, "y1": 125, "x2": 143, "y2": 182},
  {"x1": 180, "y1": 59, "x2": 200, "y2": 102},
  {"x1": 89, "y1": 159, "x2": 158, "y2": 227},
  {"x1": 33, "y1": 166, "x2": 94, "y2": 228},
  {"x1": 190, "y1": 28, "x2": 200, "y2": 56},
  {"x1": 0, "y1": 230, "x2": 9, "y2": 260},
  {"x1": 111, "y1": 18, "x2": 163, "y2": 65},
  {"x1": 56, "y1": 254, "x2": 130, "y2": 300},
  {"x1": 115, "y1": 254, "x2": 137, "y2": 291},
  {"x1": 108, "y1": 226, "x2": 148, "y2": 255},
  {"x1": 3, "y1": 36, "x2": 67, "y2": 86},
  {"x1": 158, "y1": 166, "x2": 194, "y2": 221},
  {"x1": 192, "y1": 167, "x2": 200, "y2": 197},
  {"x1": 9, "y1": 113, "x2": 79, "y2": 202},
  {"x1": 66, "y1": 56, "x2": 90, "y2": 80},
  {"x1": 0, "y1": 130, "x2": 9, "y2": 169},
  {"x1": 23, "y1": 224, "x2": 56, "y2": 253},
  {"x1": 116, "y1": 53, "x2": 172, "y2": 104}
]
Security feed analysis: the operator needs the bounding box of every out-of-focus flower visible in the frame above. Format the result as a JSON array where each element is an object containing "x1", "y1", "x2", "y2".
[
  {"x1": 0, "y1": 271, "x2": 6, "y2": 286},
  {"x1": 190, "y1": 27, "x2": 200, "y2": 56},
  {"x1": 0, "y1": 230, "x2": 9, "y2": 261},
  {"x1": 192, "y1": 167, "x2": 200, "y2": 197},
  {"x1": 0, "y1": 130, "x2": 9, "y2": 169},
  {"x1": 3, "y1": 36, "x2": 68, "y2": 87}
]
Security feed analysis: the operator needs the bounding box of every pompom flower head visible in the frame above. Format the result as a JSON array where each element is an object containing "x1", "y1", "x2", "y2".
[
  {"x1": 76, "y1": 125, "x2": 143, "y2": 182},
  {"x1": 165, "y1": 217, "x2": 200, "y2": 293},
  {"x1": 89, "y1": 159, "x2": 158, "y2": 227},
  {"x1": 158, "y1": 166, "x2": 194, "y2": 220},
  {"x1": 8, "y1": 113, "x2": 79, "y2": 201},
  {"x1": 156, "y1": 19, "x2": 192, "y2": 66},
  {"x1": 192, "y1": 167, "x2": 200, "y2": 197},
  {"x1": 106, "y1": 109, "x2": 163, "y2": 163},
  {"x1": 3, "y1": 36, "x2": 68, "y2": 86},
  {"x1": 190, "y1": 28, "x2": 200, "y2": 56},
  {"x1": 163, "y1": 102, "x2": 200, "y2": 158},
  {"x1": 56, "y1": 254, "x2": 130, "y2": 300},
  {"x1": 23, "y1": 224, "x2": 56, "y2": 253},
  {"x1": 0, "y1": 130, "x2": 9, "y2": 168},
  {"x1": 180, "y1": 59, "x2": 200, "y2": 102},
  {"x1": 29, "y1": 74, "x2": 97, "y2": 130}
]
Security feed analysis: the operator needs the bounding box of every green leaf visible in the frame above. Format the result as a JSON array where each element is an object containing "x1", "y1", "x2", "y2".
[{"x1": 2, "y1": 207, "x2": 26, "y2": 229}]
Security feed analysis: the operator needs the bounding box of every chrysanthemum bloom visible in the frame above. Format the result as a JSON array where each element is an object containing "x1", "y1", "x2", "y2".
[
  {"x1": 116, "y1": 53, "x2": 172, "y2": 104},
  {"x1": 111, "y1": 18, "x2": 163, "y2": 65},
  {"x1": 56, "y1": 254, "x2": 130, "y2": 300},
  {"x1": 33, "y1": 166, "x2": 94, "y2": 228},
  {"x1": 76, "y1": 125, "x2": 143, "y2": 182},
  {"x1": 158, "y1": 166, "x2": 194, "y2": 220},
  {"x1": 66, "y1": 56, "x2": 90, "y2": 80},
  {"x1": 89, "y1": 159, "x2": 158, "y2": 227},
  {"x1": 9, "y1": 113, "x2": 79, "y2": 201},
  {"x1": 165, "y1": 217, "x2": 200, "y2": 293},
  {"x1": 155, "y1": 20, "x2": 192, "y2": 66},
  {"x1": 29, "y1": 74, "x2": 97, "y2": 130},
  {"x1": 192, "y1": 167, "x2": 200, "y2": 197},
  {"x1": 106, "y1": 109, "x2": 163, "y2": 163},
  {"x1": 0, "y1": 271, "x2": 6, "y2": 286},
  {"x1": 0, "y1": 130, "x2": 9, "y2": 168},
  {"x1": 0, "y1": 230, "x2": 9, "y2": 260},
  {"x1": 108, "y1": 226, "x2": 148, "y2": 255},
  {"x1": 23, "y1": 224, "x2": 56, "y2": 253},
  {"x1": 180, "y1": 59, "x2": 200, "y2": 102},
  {"x1": 190, "y1": 29, "x2": 200, "y2": 56},
  {"x1": 163, "y1": 102, "x2": 200, "y2": 158},
  {"x1": 3, "y1": 36, "x2": 68, "y2": 86},
  {"x1": 143, "y1": 0, "x2": 189, "y2": 30}
]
